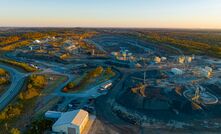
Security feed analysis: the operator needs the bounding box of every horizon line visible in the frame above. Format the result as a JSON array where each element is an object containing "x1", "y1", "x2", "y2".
[{"x1": 1, "y1": 26, "x2": 221, "y2": 31}]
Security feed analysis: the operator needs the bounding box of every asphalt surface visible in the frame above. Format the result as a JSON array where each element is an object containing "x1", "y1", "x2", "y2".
[{"x1": 0, "y1": 64, "x2": 27, "y2": 111}]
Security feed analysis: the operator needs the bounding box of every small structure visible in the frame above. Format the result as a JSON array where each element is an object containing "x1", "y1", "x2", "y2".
[
  {"x1": 63, "y1": 40, "x2": 80, "y2": 54},
  {"x1": 45, "y1": 111, "x2": 62, "y2": 119},
  {"x1": 52, "y1": 109, "x2": 89, "y2": 134},
  {"x1": 177, "y1": 56, "x2": 193, "y2": 64},
  {"x1": 33, "y1": 39, "x2": 41, "y2": 44},
  {"x1": 201, "y1": 67, "x2": 213, "y2": 78},
  {"x1": 186, "y1": 56, "x2": 192, "y2": 63},
  {"x1": 193, "y1": 66, "x2": 212, "y2": 78},
  {"x1": 205, "y1": 66, "x2": 213, "y2": 72},
  {"x1": 178, "y1": 56, "x2": 185, "y2": 64},
  {"x1": 111, "y1": 48, "x2": 134, "y2": 61},
  {"x1": 161, "y1": 57, "x2": 167, "y2": 61},
  {"x1": 171, "y1": 68, "x2": 183, "y2": 75},
  {"x1": 154, "y1": 56, "x2": 161, "y2": 63}
]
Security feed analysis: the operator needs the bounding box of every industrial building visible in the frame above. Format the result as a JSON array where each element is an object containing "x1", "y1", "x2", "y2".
[
  {"x1": 178, "y1": 56, "x2": 193, "y2": 64},
  {"x1": 178, "y1": 56, "x2": 185, "y2": 64},
  {"x1": 154, "y1": 56, "x2": 161, "y2": 63},
  {"x1": 52, "y1": 109, "x2": 89, "y2": 134},
  {"x1": 111, "y1": 48, "x2": 134, "y2": 61},
  {"x1": 33, "y1": 39, "x2": 41, "y2": 44},
  {"x1": 193, "y1": 66, "x2": 213, "y2": 78},
  {"x1": 183, "y1": 85, "x2": 218, "y2": 105},
  {"x1": 109, "y1": 48, "x2": 136, "y2": 68},
  {"x1": 171, "y1": 68, "x2": 183, "y2": 75}
]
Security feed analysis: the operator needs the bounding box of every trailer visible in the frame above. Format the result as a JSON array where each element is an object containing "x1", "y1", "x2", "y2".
[{"x1": 100, "y1": 82, "x2": 112, "y2": 91}]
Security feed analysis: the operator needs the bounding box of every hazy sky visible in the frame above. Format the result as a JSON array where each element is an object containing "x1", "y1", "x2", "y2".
[{"x1": 0, "y1": 0, "x2": 221, "y2": 28}]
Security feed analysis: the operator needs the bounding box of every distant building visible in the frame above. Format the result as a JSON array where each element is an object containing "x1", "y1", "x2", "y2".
[
  {"x1": 178, "y1": 56, "x2": 185, "y2": 64},
  {"x1": 178, "y1": 56, "x2": 193, "y2": 64},
  {"x1": 111, "y1": 49, "x2": 134, "y2": 61},
  {"x1": 63, "y1": 41, "x2": 80, "y2": 54},
  {"x1": 154, "y1": 56, "x2": 161, "y2": 63},
  {"x1": 205, "y1": 66, "x2": 213, "y2": 72},
  {"x1": 161, "y1": 57, "x2": 167, "y2": 61},
  {"x1": 186, "y1": 56, "x2": 192, "y2": 63},
  {"x1": 52, "y1": 109, "x2": 89, "y2": 134},
  {"x1": 200, "y1": 68, "x2": 212, "y2": 78},
  {"x1": 193, "y1": 66, "x2": 212, "y2": 78},
  {"x1": 171, "y1": 68, "x2": 183, "y2": 75},
  {"x1": 33, "y1": 40, "x2": 41, "y2": 44}
]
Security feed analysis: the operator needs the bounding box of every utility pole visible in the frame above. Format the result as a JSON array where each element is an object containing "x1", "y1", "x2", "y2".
[{"x1": 144, "y1": 71, "x2": 146, "y2": 84}]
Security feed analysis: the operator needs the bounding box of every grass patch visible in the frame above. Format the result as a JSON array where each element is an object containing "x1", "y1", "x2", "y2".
[
  {"x1": 63, "y1": 66, "x2": 115, "y2": 93},
  {"x1": 0, "y1": 59, "x2": 37, "y2": 72}
]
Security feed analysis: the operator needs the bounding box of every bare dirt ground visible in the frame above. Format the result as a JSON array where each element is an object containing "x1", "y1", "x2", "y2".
[{"x1": 89, "y1": 119, "x2": 140, "y2": 134}]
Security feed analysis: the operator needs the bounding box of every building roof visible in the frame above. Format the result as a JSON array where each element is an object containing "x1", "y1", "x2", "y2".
[
  {"x1": 72, "y1": 109, "x2": 88, "y2": 126},
  {"x1": 53, "y1": 109, "x2": 88, "y2": 127}
]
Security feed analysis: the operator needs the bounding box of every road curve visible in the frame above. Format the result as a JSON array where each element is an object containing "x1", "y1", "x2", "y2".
[{"x1": 0, "y1": 64, "x2": 27, "y2": 111}]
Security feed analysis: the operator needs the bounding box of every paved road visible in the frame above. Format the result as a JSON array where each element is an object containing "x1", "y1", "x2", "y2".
[
  {"x1": 0, "y1": 56, "x2": 76, "y2": 111},
  {"x1": 0, "y1": 64, "x2": 27, "y2": 111}
]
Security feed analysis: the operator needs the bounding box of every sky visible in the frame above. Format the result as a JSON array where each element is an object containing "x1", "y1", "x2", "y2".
[{"x1": 0, "y1": 0, "x2": 221, "y2": 29}]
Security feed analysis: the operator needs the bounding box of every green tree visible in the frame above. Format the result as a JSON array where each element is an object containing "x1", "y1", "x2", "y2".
[
  {"x1": 67, "y1": 82, "x2": 76, "y2": 89},
  {"x1": 105, "y1": 67, "x2": 115, "y2": 76}
]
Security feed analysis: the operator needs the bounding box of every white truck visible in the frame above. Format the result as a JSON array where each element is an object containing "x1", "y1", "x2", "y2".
[{"x1": 100, "y1": 82, "x2": 112, "y2": 91}]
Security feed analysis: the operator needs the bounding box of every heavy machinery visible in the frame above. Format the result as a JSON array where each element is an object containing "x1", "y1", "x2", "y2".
[{"x1": 131, "y1": 71, "x2": 148, "y2": 97}]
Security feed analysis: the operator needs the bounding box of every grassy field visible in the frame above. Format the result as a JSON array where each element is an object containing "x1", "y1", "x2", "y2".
[{"x1": 64, "y1": 67, "x2": 115, "y2": 93}]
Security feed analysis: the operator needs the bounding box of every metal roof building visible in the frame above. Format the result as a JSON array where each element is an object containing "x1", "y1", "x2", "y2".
[{"x1": 52, "y1": 109, "x2": 89, "y2": 134}]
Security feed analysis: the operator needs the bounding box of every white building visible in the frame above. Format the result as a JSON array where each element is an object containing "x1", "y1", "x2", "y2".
[
  {"x1": 161, "y1": 57, "x2": 167, "y2": 61},
  {"x1": 52, "y1": 109, "x2": 89, "y2": 134},
  {"x1": 171, "y1": 68, "x2": 183, "y2": 75},
  {"x1": 33, "y1": 39, "x2": 41, "y2": 44}
]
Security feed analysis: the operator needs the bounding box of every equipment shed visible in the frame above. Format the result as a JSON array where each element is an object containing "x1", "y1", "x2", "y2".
[{"x1": 52, "y1": 109, "x2": 89, "y2": 134}]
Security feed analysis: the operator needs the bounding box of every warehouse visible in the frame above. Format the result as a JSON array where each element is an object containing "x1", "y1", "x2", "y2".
[{"x1": 52, "y1": 109, "x2": 89, "y2": 134}]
